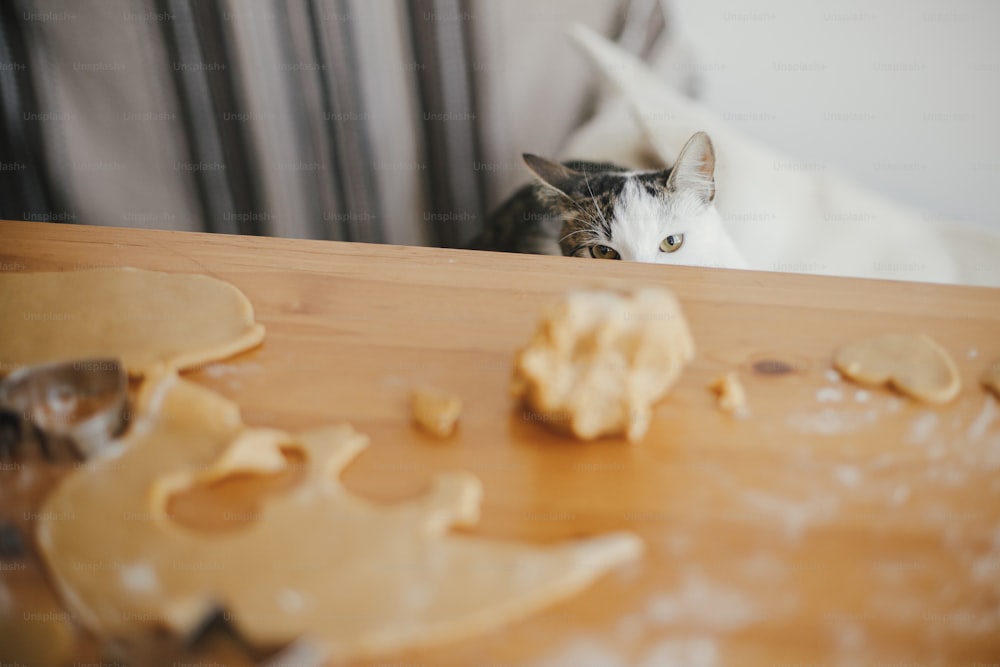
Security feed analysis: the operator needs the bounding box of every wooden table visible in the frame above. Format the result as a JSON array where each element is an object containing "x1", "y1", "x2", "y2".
[{"x1": 2, "y1": 220, "x2": 999, "y2": 666}]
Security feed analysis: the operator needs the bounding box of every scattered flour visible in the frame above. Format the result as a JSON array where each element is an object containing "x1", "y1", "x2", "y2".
[
  {"x1": 854, "y1": 390, "x2": 870, "y2": 404},
  {"x1": 741, "y1": 490, "x2": 839, "y2": 542},
  {"x1": 832, "y1": 465, "x2": 862, "y2": 488},
  {"x1": 277, "y1": 587, "x2": 305, "y2": 613},
  {"x1": 980, "y1": 434, "x2": 1000, "y2": 469},
  {"x1": 532, "y1": 636, "x2": 719, "y2": 667},
  {"x1": 970, "y1": 555, "x2": 1000, "y2": 583},
  {"x1": 738, "y1": 551, "x2": 788, "y2": 583},
  {"x1": 906, "y1": 412, "x2": 939, "y2": 445},
  {"x1": 121, "y1": 563, "x2": 159, "y2": 593},
  {"x1": 871, "y1": 453, "x2": 897, "y2": 471},
  {"x1": 201, "y1": 362, "x2": 261, "y2": 378},
  {"x1": 645, "y1": 573, "x2": 760, "y2": 631},
  {"x1": 966, "y1": 397, "x2": 999, "y2": 442},
  {"x1": 868, "y1": 592, "x2": 922, "y2": 624},
  {"x1": 890, "y1": 485, "x2": 910, "y2": 507},
  {"x1": 582, "y1": 572, "x2": 795, "y2": 665},
  {"x1": 968, "y1": 348, "x2": 979, "y2": 360},
  {"x1": 663, "y1": 532, "x2": 694, "y2": 556},
  {"x1": 380, "y1": 375, "x2": 408, "y2": 389},
  {"x1": 825, "y1": 369, "x2": 842, "y2": 383},
  {"x1": 637, "y1": 636, "x2": 719, "y2": 667},
  {"x1": 826, "y1": 617, "x2": 866, "y2": 653},
  {"x1": 615, "y1": 613, "x2": 645, "y2": 643},
  {"x1": 786, "y1": 409, "x2": 878, "y2": 436},
  {"x1": 531, "y1": 638, "x2": 627, "y2": 667},
  {"x1": 570, "y1": 574, "x2": 766, "y2": 666},
  {"x1": 941, "y1": 467, "x2": 967, "y2": 486},
  {"x1": 931, "y1": 607, "x2": 999, "y2": 635},
  {"x1": 817, "y1": 387, "x2": 844, "y2": 403},
  {"x1": 924, "y1": 463, "x2": 968, "y2": 486}
]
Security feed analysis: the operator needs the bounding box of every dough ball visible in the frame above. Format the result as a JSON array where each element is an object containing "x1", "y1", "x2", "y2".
[{"x1": 512, "y1": 288, "x2": 694, "y2": 442}]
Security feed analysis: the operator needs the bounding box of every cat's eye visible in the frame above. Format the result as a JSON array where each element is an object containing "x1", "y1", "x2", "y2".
[
  {"x1": 590, "y1": 244, "x2": 620, "y2": 260},
  {"x1": 659, "y1": 234, "x2": 684, "y2": 253}
]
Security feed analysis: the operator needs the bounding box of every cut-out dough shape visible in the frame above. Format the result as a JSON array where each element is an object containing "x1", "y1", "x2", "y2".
[
  {"x1": 983, "y1": 362, "x2": 1000, "y2": 399},
  {"x1": 512, "y1": 288, "x2": 694, "y2": 442},
  {"x1": 411, "y1": 385, "x2": 462, "y2": 437},
  {"x1": 709, "y1": 372, "x2": 748, "y2": 415},
  {"x1": 833, "y1": 333, "x2": 960, "y2": 404},
  {"x1": 37, "y1": 372, "x2": 641, "y2": 662},
  {"x1": 0, "y1": 268, "x2": 265, "y2": 376}
]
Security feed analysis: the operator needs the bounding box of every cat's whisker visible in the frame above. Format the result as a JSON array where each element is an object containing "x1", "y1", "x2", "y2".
[
  {"x1": 558, "y1": 229, "x2": 588, "y2": 241},
  {"x1": 564, "y1": 205, "x2": 607, "y2": 239},
  {"x1": 559, "y1": 228, "x2": 600, "y2": 244},
  {"x1": 582, "y1": 171, "x2": 612, "y2": 237}
]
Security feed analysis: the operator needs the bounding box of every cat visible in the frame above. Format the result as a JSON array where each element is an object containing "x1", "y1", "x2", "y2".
[{"x1": 471, "y1": 132, "x2": 747, "y2": 269}]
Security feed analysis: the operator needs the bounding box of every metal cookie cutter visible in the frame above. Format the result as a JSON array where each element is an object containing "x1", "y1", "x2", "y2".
[{"x1": 0, "y1": 358, "x2": 128, "y2": 462}]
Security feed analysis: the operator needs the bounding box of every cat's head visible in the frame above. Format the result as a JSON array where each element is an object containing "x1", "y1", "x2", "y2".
[{"x1": 523, "y1": 132, "x2": 746, "y2": 268}]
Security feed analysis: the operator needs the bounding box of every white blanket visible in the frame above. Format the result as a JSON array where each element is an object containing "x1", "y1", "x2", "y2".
[{"x1": 563, "y1": 25, "x2": 1000, "y2": 288}]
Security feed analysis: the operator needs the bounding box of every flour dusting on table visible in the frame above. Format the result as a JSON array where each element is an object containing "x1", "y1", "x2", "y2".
[
  {"x1": 531, "y1": 638, "x2": 627, "y2": 667},
  {"x1": 906, "y1": 412, "x2": 939, "y2": 445},
  {"x1": 786, "y1": 408, "x2": 878, "y2": 436},
  {"x1": 637, "y1": 636, "x2": 718, "y2": 667},
  {"x1": 832, "y1": 465, "x2": 862, "y2": 488},
  {"x1": 966, "y1": 396, "x2": 998, "y2": 442},
  {"x1": 817, "y1": 387, "x2": 844, "y2": 403},
  {"x1": 645, "y1": 572, "x2": 760, "y2": 631},
  {"x1": 741, "y1": 489, "x2": 839, "y2": 541}
]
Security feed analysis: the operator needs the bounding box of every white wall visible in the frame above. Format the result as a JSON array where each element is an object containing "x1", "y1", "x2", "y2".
[{"x1": 669, "y1": 0, "x2": 1000, "y2": 230}]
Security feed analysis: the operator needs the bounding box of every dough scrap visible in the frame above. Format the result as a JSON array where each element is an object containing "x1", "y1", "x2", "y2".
[
  {"x1": 37, "y1": 372, "x2": 642, "y2": 662},
  {"x1": 983, "y1": 362, "x2": 1000, "y2": 399},
  {"x1": 0, "y1": 268, "x2": 265, "y2": 377},
  {"x1": 412, "y1": 386, "x2": 462, "y2": 437},
  {"x1": 833, "y1": 333, "x2": 960, "y2": 404},
  {"x1": 512, "y1": 288, "x2": 694, "y2": 442},
  {"x1": 709, "y1": 372, "x2": 747, "y2": 415}
]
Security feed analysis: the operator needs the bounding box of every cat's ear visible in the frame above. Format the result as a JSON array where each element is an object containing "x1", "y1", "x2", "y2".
[
  {"x1": 666, "y1": 132, "x2": 716, "y2": 204},
  {"x1": 523, "y1": 154, "x2": 583, "y2": 196}
]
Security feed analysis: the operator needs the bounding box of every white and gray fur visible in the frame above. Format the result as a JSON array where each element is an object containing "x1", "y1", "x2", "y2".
[{"x1": 470, "y1": 132, "x2": 747, "y2": 269}]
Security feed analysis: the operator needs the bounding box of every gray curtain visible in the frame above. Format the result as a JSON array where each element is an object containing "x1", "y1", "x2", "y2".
[{"x1": 0, "y1": 0, "x2": 665, "y2": 247}]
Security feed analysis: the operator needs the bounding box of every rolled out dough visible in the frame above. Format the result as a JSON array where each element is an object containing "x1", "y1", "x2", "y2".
[
  {"x1": 0, "y1": 268, "x2": 265, "y2": 376},
  {"x1": 37, "y1": 372, "x2": 642, "y2": 662},
  {"x1": 512, "y1": 288, "x2": 694, "y2": 442},
  {"x1": 833, "y1": 333, "x2": 960, "y2": 404}
]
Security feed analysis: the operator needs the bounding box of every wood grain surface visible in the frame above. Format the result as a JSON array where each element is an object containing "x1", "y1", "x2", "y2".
[{"x1": 2, "y1": 220, "x2": 999, "y2": 666}]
